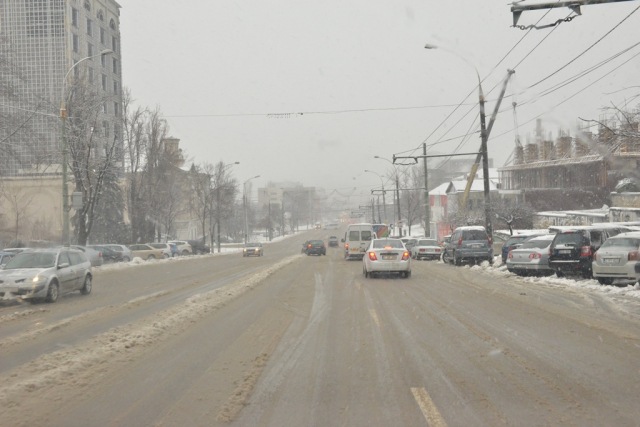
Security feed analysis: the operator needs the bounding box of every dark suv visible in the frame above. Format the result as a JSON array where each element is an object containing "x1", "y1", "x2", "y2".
[
  {"x1": 187, "y1": 239, "x2": 211, "y2": 255},
  {"x1": 443, "y1": 226, "x2": 493, "y2": 265},
  {"x1": 306, "y1": 240, "x2": 326, "y2": 256},
  {"x1": 328, "y1": 236, "x2": 339, "y2": 247},
  {"x1": 548, "y1": 227, "x2": 627, "y2": 278}
]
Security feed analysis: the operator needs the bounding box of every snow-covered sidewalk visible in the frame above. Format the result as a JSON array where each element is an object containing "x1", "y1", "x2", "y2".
[{"x1": 465, "y1": 257, "x2": 640, "y2": 300}]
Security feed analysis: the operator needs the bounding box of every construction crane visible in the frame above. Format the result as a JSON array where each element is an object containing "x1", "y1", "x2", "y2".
[{"x1": 510, "y1": 0, "x2": 636, "y2": 28}]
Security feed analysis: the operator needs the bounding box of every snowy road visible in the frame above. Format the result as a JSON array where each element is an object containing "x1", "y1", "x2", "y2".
[{"x1": 1, "y1": 232, "x2": 640, "y2": 426}]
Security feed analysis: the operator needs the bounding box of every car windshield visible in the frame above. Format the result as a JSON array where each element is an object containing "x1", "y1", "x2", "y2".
[
  {"x1": 246, "y1": 243, "x2": 260, "y2": 247},
  {"x1": 149, "y1": 244, "x2": 165, "y2": 248},
  {"x1": 418, "y1": 240, "x2": 438, "y2": 246},
  {"x1": 4, "y1": 252, "x2": 56, "y2": 269},
  {"x1": 372, "y1": 240, "x2": 403, "y2": 249},
  {"x1": 601, "y1": 238, "x2": 640, "y2": 248}
]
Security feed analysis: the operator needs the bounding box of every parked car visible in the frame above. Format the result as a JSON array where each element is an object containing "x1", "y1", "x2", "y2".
[
  {"x1": 2, "y1": 248, "x2": 34, "y2": 255},
  {"x1": 147, "y1": 243, "x2": 172, "y2": 259},
  {"x1": 306, "y1": 240, "x2": 326, "y2": 256},
  {"x1": 362, "y1": 238, "x2": 411, "y2": 278},
  {"x1": 129, "y1": 244, "x2": 164, "y2": 260},
  {"x1": 102, "y1": 245, "x2": 133, "y2": 262},
  {"x1": 506, "y1": 235, "x2": 555, "y2": 276},
  {"x1": 168, "y1": 240, "x2": 193, "y2": 256},
  {"x1": 0, "y1": 252, "x2": 14, "y2": 267},
  {"x1": 301, "y1": 240, "x2": 310, "y2": 254},
  {"x1": 400, "y1": 238, "x2": 418, "y2": 252},
  {"x1": 501, "y1": 232, "x2": 547, "y2": 263},
  {"x1": 168, "y1": 243, "x2": 178, "y2": 257},
  {"x1": 592, "y1": 232, "x2": 640, "y2": 285},
  {"x1": 187, "y1": 239, "x2": 210, "y2": 255},
  {"x1": 411, "y1": 239, "x2": 441, "y2": 260},
  {"x1": 328, "y1": 236, "x2": 339, "y2": 247},
  {"x1": 88, "y1": 245, "x2": 123, "y2": 263},
  {"x1": 548, "y1": 226, "x2": 624, "y2": 278},
  {"x1": 439, "y1": 235, "x2": 451, "y2": 247},
  {"x1": 442, "y1": 226, "x2": 493, "y2": 265},
  {"x1": 71, "y1": 245, "x2": 103, "y2": 267},
  {"x1": 0, "y1": 248, "x2": 92, "y2": 303},
  {"x1": 243, "y1": 242, "x2": 263, "y2": 257}
]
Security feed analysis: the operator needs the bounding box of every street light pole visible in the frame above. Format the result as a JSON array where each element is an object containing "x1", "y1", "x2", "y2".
[
  {"x1": 364, "y1": 170, "x2": 387, "y2": 223},
  {"x1": 242, "y1": 175, "x2": 259, "y2": 244},
  {"x1": 60, "y1": 49, "x2": 113, "y2": 247},
  {"x1": 374, "y1": 156, "x2": 402, "y2": 234},
  {"x1": 423, "y1": 142, "x2": 430, "y2": 238}
]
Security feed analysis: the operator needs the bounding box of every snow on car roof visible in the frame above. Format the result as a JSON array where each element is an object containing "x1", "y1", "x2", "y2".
[
  {"x1": 456, "y1": 226, "x2": 486, "y2": 231},
  {"x1": 529, "y1": 234, "x2": 555, "y2": 241}
]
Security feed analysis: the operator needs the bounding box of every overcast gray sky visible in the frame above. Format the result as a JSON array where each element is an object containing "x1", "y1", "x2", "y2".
[{"x1": 120, "y1": 0, "x2": 640, "y2": 204}]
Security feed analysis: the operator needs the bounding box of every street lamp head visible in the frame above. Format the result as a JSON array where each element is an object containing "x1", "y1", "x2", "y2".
[
  {"x1": 100, "y1": 49, "x2": 114, "y2": 55},
  {"x1": 424, "y1": 43, "x2": 438, "y2": 50},
  {"x1": 374, "y1": 156, "x2": 380, "y2": 159},
  {"x1": 234, "y1": 161, "x2": 240, "y2": 164}
]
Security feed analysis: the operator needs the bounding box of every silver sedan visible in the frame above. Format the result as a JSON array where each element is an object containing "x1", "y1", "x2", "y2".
[
  {"x1": 411, "y1": 239, "x2": 442, "y2": 260},
  {"x1": 592, "y1": 232, "x2": 640, "y2": 285},
  {"x1": 362, "y1": 239, "x2": 411, "y2": 278},
  {"x1": 506, "y1": 235, "x2": 555, "y2": 276}
]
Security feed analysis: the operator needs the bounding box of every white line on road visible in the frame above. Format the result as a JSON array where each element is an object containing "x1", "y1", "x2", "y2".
[
  {"x1": 369, "y1": 309, "x2": 380, "y2": 328},
  {"x1": 411, "y1": 387, "x2": 448, "y2": 427}
]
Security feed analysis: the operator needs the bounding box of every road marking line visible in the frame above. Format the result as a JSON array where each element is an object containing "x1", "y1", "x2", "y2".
[
  {"x1": 357, "y1": 282, "x2": 362, "y2": 291},
  {"x1": 369, "y1": 309, "x2": 380, "y2": 328},
  {"x1": 411, "y1": 387, "x2": 448, "y2": 427}
]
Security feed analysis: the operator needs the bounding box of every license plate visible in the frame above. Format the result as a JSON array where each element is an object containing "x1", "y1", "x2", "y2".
[
  {"x1": 470, "y1": 244, "x2": 481, "y2": 248},
  {"x1": 382, "y1": 255, "x2": 395, "y2": 260},
  {"x1": 559, "y1": 250, "x2": 571, "y2": 254},
  {"x1": 603, "y1": 258, "x2": 619, "y2": 264},
  {"x1": 351, "y1": 248, "x2": 359, "y2": 252}
]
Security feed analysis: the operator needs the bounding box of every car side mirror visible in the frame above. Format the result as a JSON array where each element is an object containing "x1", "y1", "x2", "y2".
[
  {"x1": 58, "y1": 263, "x2": 70, "y2": 269},
  {"x1": 341, "y1": 239, "x2": 344, "y2": 243}
]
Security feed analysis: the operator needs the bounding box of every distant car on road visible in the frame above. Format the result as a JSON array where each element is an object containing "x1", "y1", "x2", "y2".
[
  {"x1": 243, "y1": 242, "x2": 263, "y2": 257},
  {"x1": 129, "y1": 244, "x2": 164, "y2": 260},
  {"x1": 411, "y1": 239, "x2": 441, "y2": 260},
  {"x1": 306, "y1": 240, "x2": 326, "y2": 256},
  {"x1": 301, "y1": 240, "x2": 310, "y2": 254},
  {"x1": 71, "y1": 245, "x2": 103, "y2": 267},
  {"x1": 506, "y1": 235, "x2": 555, "y2": 276},
  {"x1": 88, "y1": 245, "x2": 123, "y2": 263},
  {"x1": 502, "y1": 233, "x2": 547, "y2": 263},
  {"x1": 362, "y1": 238, "x2": 411, "y2": 278},
  {"x1": 147, "y1": 243, "x2": 173, "y2": 259},
  {"x1": 328, "y1": 236, "x2": 339, "y2": 247},
  {"x1": 0, "y1": 248, "x2": 92, "y2": 303}
]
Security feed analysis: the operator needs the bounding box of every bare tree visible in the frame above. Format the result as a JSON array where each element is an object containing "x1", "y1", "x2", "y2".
[
  {"x1": 400, "y1": 166, "x2": 423, "y2": 235},
  {"x1": 491, "y1": 198, "x2": 535, "y2": 235},
  {"x1": 189, "y1": 162, "x2": 214, "y2": 243},
  {"x1": 210, "y1": 161, "x2": 238, "y2": 250},
  {"x1": 1, "y1": 184, "x2": 35, "y2": 242}
]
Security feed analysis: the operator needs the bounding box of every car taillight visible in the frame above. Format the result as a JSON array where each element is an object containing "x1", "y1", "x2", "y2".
[
  {"x1": 98, "y1": 252, "x2": 102, "y2": 257},
  {"x1": 458, "y1": 238, "x2": 462, "y2": 246},
  {"x1": 369, "y1": 252, "x2": 377, "y2": 261},
  {"x1": 308, "y1": 244, "x2": 312, "y2": 248},
  {"x1": 508, "y1": 253, "x2": 513, "y2": 259},
  {"x1": 435, "y1": 248, "x2": 441, "y2": 252},
  {"x1": 323, "y1": 245, "x2": 326, "y2": 248},
  {"x1": 580, "y1": 246, "x2": 592, "y2": 257},
  {"x1": 528, "y1": 253, "x2": 542, "y2": 259},
  {"x1": 629, "y1": 251, "x2": 640, "y2": 261},
  {"x1": 420, "y1": 249, "x2": 425, "y2": 252},
  {"x1": 345, "y1": 243, "x2": 349, "y2": 249},
  {"x1": 488, "y1": 236, "x2": 492, "y2": 244},
  {"x1": 402, "y1": 251, "x2": 410, "y2": 261}
]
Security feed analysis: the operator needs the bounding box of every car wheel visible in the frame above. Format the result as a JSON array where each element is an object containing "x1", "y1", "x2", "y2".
[
  {"x1": 454, "y1": 253, "x2": 462, "y2": 266},
  {"x1": 182, "y1": 250, "x2": 188, "y2": 256},
  {"x1": 45, "y1": 281, "x2": 59, "y2": 303},
  {"x1": 363, "y1": 266, "x2": 368, "y2": 278},
  {"x1": 124, "y1": 257, "x2": 131, "y2": 262},
  {"x1": 164, "y1": 253, "x2": 170, "y2": 259},
  {"x1": 81, "y1": 275, "x2": 92, "y2": 295},
  {"x1": 147, "y1": 255, "x2": 156, "y2": 260},
  {"x1": 597, "y1": 277, "x2": 614, "y2": 285}
]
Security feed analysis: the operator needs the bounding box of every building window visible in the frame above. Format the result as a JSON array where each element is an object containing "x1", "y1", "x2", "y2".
[
  {"x1": 101, "y1": 74, "x2": 107, "y2": 91},
  {"x1": 88, "y1": 67, "x2": 94, "y2": 83},
  {"x1": 100, "y1": 27, "x2": 106, "y2": 44},
  {"x1": 114, "y1": 125, "x2": 120, "y2": 140},
  {"x1": 84, "y1": 1, "x2": 91, "y2": 12},
  {"x1": 112, "y1": 58, "x2": 118, "y2": 74},
  {"x1": 87, "y1": 42, "x2": 94, "y2": 58},
  {"x1": 103, "y1": 121, "x2": 110, "y2": 138},
  {"x1": 72, "y1": 34, "x2": 79, "y2": 53},
  {"x1": 86, "y1": 18, "x2": 93, "y2": 37},
  {"x1": 101, "y1": 53, "x2": 106, "y2": 67},
  {"x1": 111, "y1": 36, "x2": 118, "y2": 53},
  {"x1": 71, "y1": 8, "x2": 79, "y2": 27},
  {"x1": 97, "y1": 10, "x2": 104, "y2": 21},
  {"x1": 109, "y1": 18, "x2": 116, "y2": 31},
  {"x1": 103, "y1": 102, "x2": 108, "y2": 114},
  {"x1": 114, "y1": 102, "x2": 120, "y2": 117},
  {"x1": 113, "y1": 80, "x2": 119, "y2": 94}
]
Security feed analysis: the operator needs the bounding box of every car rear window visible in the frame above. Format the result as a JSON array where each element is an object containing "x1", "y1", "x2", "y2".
[
  {"x1": 419, "y1": 240, "x2": 437, "y2": 246},
  {"x1": 373, "y1": 240, "x2": 403, "y2": 249},
  {"x1": 505, "y1": 236, "x2": 527, "y2": 246},
  {"x1": 601, "y1": 238, "x2": 640, "y2": 248},
  {"x1": 462, "y1": 230, "x2": 488, "y2": 240},
  {"x1": 310, "y1": 240, "x2": 323, "y2": 244},
  {"x1": 554, "y1": 232, "x2": 583, "y2": 246},
  {"x1": 521, "y1": 239, "x2": 552, "y2": 249}
]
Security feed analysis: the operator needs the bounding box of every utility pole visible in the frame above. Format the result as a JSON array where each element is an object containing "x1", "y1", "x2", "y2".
[
  {"x1": 268, "y1": 199, "x2": 272, "y2": 241},
  {"x1": 395, "y1": 175, "x2": 402, "y2": 237},
  {"x1": 423, "y1": 142, "x2": 430, "y2": 238}
]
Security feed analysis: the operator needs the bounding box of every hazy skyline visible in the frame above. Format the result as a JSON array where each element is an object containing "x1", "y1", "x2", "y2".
[{"x1": 120, "y1": 0, "x2": 640, "y2": 205}]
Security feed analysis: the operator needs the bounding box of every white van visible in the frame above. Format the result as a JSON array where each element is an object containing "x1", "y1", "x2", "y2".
[
  {"x1": 343, "y1": 223, "x2": 375, "y2": 260},
  {"x1": 324, "y1": 223, "x2": 340, "y2": 230}
]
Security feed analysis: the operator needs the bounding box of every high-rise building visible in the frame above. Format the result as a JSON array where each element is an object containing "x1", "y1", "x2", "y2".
[{"x1": 0, "y1": 0, "x2": 123, "y2": 175}]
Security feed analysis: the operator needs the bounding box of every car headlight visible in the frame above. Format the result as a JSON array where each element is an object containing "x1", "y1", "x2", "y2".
[{"x1": 32, "y1": 276, "x2": 46, "y2": 283}]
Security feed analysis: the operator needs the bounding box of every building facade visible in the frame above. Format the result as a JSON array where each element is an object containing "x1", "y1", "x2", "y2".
[{"x1": 0, "y1": 0, "x2": 124, "y2": 175}]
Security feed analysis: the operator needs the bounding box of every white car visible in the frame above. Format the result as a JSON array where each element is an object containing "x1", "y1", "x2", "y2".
[
  {"x1": 411, "y1": 238, "x2": 442, "y2": 260},
  {"x1": 168, "y1": 241, "x2": 193, "y2": 256},
  {"x1": 343, "y1": 223, "x2": 374, "y2": 260},
  {"x1": 592, "y1": 232, "x2": 640, "y2": 285},
  {"x1": 362, "y1": 238, "x2": 411, "y2": 278},
  {"x1": 147, "y1": 243, "x2": 172, "y2": 258}
]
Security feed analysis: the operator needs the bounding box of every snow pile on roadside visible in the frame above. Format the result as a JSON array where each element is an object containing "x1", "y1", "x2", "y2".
[
  {"x1": 0, "y1": 308, "x2": 48, "y2": 325},
  {"x1": 469, "y1": 258, "x2": 640, "y2": 300},
  {"x1": 0, "y1": 254, "x2": 304, "y2": 417},
  {"x1": 93, "y1": 248, "x2": 242, "y2": 274}
]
